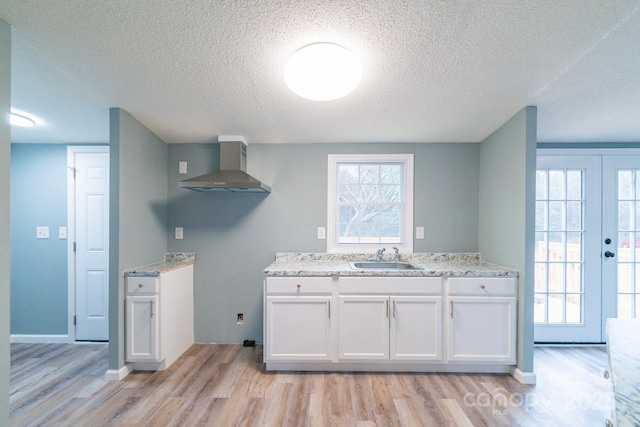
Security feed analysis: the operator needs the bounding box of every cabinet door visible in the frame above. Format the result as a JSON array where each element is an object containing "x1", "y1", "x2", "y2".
[
  {"x1": 338, "y1": 295, "x2": 389, "y2": 360},
  {"x1": 390, "y1": 296, "x2": 442, "y2": 361},
  {"x1": 126, "y1": 296, "x2": 160, "y2": 361},
  {"x1": 447, "y1": 297, "x2": 516, "y2": 363},
  {"x1": 265, "y1": 296, "x2": 332, "y2": 361}
]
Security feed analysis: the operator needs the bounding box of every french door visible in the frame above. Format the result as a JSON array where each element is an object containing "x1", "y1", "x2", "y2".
[{"x1": 535, "y1": 153, "x2": 640, "y2": 343}]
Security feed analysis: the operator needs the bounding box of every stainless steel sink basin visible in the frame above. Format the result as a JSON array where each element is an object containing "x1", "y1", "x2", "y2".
[{"x1": 349, "y1": 261, "x2": 422, "y2": 270}]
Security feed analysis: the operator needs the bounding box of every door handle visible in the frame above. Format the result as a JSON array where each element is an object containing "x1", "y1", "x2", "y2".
[{"x1": 604, "y1": 251, "x2": 615, "y2": 258}]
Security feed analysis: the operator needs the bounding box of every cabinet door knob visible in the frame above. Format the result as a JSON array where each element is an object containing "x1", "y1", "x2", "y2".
[
  {"x1": 603, "y1": 370, "x2": 610, "y2": 379},
  {"x1": 297, "y1": 284, "x2": 301, "y2": 289},
  {"x1": 138, "y1": 283, "x2": 143, "y2": 288},
  {"x1": 480, "y1": 284, "x2": 486, "y2": 289}
]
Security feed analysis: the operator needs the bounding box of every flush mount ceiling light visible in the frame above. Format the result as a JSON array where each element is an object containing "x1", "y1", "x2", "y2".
[
  {"x1": 284, "y1": 43, "x2": 361, "y2": 101},
  {"x1": 9, "y1": 110, "x2": 36, "y2": 127}
]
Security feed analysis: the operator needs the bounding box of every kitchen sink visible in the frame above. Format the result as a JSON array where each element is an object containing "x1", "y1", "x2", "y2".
[{"x1": 348, "y1": 261, "x2": 422, "y2": 270}]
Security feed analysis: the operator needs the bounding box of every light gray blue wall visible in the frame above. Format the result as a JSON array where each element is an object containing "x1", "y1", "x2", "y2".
[
  {"x1": 10, "y1": 144, "x2": 68, "y2": 335},
  {"x1": 0, "y1": 17, "x2": 11, "y2": 425},
  {"x1": 108, "y1": 108, "x2": 168, "y2": 370},
  {"x1": 167, "y1": 142, "x2": 480, "y2": 343},
  {"x1": 478, "y1": 106, "x2": 537, "y2": 374}
]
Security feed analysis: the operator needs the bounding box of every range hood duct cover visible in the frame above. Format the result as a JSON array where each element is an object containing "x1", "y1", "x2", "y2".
[{"x1": 178, "y1": 136, "x2": 271, "y2": 193}]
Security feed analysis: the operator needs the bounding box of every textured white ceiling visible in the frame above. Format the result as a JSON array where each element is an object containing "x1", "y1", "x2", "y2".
[{"x1": 1, "y1": 0, "x2": 640, "y2": 144}]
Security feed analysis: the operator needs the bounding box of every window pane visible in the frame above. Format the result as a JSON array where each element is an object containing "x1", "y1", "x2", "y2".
[
  {"x1": 535, "y1": 201, "x2": 548, "y2": 231},
  {"x1": 566, "y1": 201, "x2": 582, "y2": 231},
  {"x1": 566, "y1": 263, "x2": 582, "y2": 293},
  {"x1": 566, "y1": 294, "x2": 582, "y2": 323},
  {"x1": 619, "y1": 170, "x2": 632, "y2": 200},
  {"x1": 338, "y1": 164, "x2": 359, "y2": 184},
  {"x1": 380, "y1": 165, "x2": 401, "y2": 184},
  {"x1": 618, "y1": 294, "x2": 632, "y2": 318},
  {"x1": 534, "y1": 294, "x2": 547, "y2": 323},
  {"x1": 360, "y1": 165, "x2": 379, "y2": 184},
  {"x1": 548, "y1": 294, "x2": 564, "y2": 323},
  {"x1": 619, "y1": 201, "x2": 633, "y2": 231},
  {"x1": 360, "y1": 185, "x2": 379, "y2": 202},
  {"x1": 548, "y1": 263, "x2": 565, "y2": 292},
  {"x1": 535, "y1": 263, "x2": 547, "y2": 292},
  {"x1": 536, "y1": 171, "x2": 547, "y2": 200},
  {"x1": 548, "y1": 232, "x2": 564, "y2": 262},
  {"x1": 338, "y1": 185, "x2": 360, "y2": 202},
  {"x1": 535, "y1": 232, "x2": 547, "y2": 262},
  {"x1": 618, "y1": 263, "x2": 633, "y2": 293},
  {"x1": 548, "y1": 202, "x2": 564, "y2": 231},
  {"x1": 549, "y1": 170, "x2": 565, "y2": 200},
  {"x1": 566, "y1": 170, "x2": 582, "y2": 200},
  {"x1": 380, "y1": 184, "x2": 401, "y2": 202},
  {"x1": 566, "y1": 232, "x2": 581, "y2": 262}
]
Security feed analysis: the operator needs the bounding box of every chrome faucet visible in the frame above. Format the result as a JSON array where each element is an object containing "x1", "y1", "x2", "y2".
[
  {"x1": 376, "y1": 248, "x2": 386, "y2": 262},
  {"x1": 393, "y1": 247, "x2": 401, "y2": 262}
]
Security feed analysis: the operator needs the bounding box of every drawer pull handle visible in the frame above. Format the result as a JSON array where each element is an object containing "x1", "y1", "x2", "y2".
[
  {"x1": 138, "y1": 283, "x2": 143, "y2": 288},
  {"x1": 150, "y1": 300, "x2": 154, "y2": 318},
  {"x1": 480, "y1": 284, "x2": 486, "y2": 289},
  {"x1": 450, "y1": 300, "x2": 454, "y2": 318}
]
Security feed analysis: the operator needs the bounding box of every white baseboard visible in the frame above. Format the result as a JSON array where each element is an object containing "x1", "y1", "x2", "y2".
[
  {"x1": 511, "y1": 367, "x2": 537, "y2": 384},
  {"x1": 105, "y1": 364, "x2": 133, "y2": 381},
  {"x1": 10, "y1": 334, "x2": 70, "y2": 344}
]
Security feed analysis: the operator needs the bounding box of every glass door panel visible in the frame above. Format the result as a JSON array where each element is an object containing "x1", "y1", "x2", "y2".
[
  {"x1": 535, "y1": 156, "x2": 601, "y2": 343},
  {"x1": 603, "y1": 157, "x2": 640, "y2": 324}
]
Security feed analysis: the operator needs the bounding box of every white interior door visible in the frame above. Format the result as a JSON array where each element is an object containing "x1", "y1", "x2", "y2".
[
  {"x1": 69, "y1": 147, "x2": 109, "y2": 341},
  {"x1": 602, "y1": 156, "x2": 640, "y2": 325},
  {"x1": 534, "y1": 156, "x2": 602, "y2": 342}
]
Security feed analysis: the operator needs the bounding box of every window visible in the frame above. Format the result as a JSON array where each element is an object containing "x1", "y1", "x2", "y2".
[{"x1": 327, "y1": 154, "x2": 414, "y2": 253}]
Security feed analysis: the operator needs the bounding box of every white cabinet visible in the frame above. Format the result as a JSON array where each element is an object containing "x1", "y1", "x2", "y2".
[
  {"x1": 264, "y1": 277, "x2": 333, "y2": 361},
  {"x1": 263, "y1": 274, "x2": 517, "y2": 372},
  {"x1": 126, "y1": 294, "x2": 159, "y2": 360},
  {"x1": 446, "y1": 277, "x2": 516, "y2": 364},
  {"x1": 125, "y1": 264, "x2": 194, "y2": 370},
  {"x1": 337, "y1": 277, "x2": 443, "y2": 362},
  {"x1": 338, "y1": 295, "x2": 390, "y2": 359}
]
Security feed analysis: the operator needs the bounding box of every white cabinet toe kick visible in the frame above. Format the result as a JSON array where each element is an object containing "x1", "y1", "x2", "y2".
[{"x1": 264, "y1": 275, "x2": 517, "y2": 374}]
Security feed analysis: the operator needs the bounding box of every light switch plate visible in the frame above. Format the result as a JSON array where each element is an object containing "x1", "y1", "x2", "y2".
[
  {"x1": 175, "y1": 227, "x2": 184, "y2": 239},
  {"x1": 416, "y1": 226, "x2": 425, "y2": 239},
  {"x1": 317, "y1": 227, "x2": 326, "y2": 240},
  {"x1": 59, "y1": 227, "x2": 67, "y2": 239},
  {"x1": 36, "y1": 226, "x2": 49, "y2": 239},
  {"x1": 179, "y1": 161, "x2": 188, "y2": 174}
]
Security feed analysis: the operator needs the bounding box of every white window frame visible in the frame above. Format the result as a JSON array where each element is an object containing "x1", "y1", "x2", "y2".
[{"x1": 327, "y1": 154, "x2": 414, "y2": 254}]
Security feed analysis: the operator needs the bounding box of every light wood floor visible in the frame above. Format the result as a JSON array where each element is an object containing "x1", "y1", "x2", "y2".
[{"x1": 9, "y1": 343, "x2": 612, "y2": 426}]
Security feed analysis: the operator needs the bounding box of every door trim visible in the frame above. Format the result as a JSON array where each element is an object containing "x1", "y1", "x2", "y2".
[{"x1": 67, "y1": 146, "x2": 109, "y2": 343}]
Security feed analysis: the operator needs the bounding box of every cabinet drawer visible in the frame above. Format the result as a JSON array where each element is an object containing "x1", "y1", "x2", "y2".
[
  {"x1": 448, "y1": 277, "x2": 516, "y2": 296},
  {"x1": 126, "y1": 276, "x2": 159, "y2": 295},
  {"x1": 339, "y1": 276, "x2": 442, "y2": 294},
  {"x1": 265, "y1": 277, "x2": 333, "y2": 294}
]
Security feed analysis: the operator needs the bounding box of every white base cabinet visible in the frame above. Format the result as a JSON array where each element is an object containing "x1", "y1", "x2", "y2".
[
  {"x1": 264, "y1": 277, "x2": 333, "y2": 361},
  {"x1": 446, "y1": 277, "x2": 517, "y2": 364},
  {"x1": 126, "y1": 264, "x2": 194, "y2": 371},
  {"x1": 264, "y1": 274, "x2": 516, "y2": 373}
]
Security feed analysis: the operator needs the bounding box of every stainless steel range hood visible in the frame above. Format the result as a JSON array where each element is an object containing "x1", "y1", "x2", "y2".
[{"x1": 178, "y1": 136, "x2": 271, "y2": 193}]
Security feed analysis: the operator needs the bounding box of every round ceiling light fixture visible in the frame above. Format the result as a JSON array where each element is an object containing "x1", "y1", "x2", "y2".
[
  {"x1": 284, "y1": 43, "x2": 361, "y2": 101},
  {"x1": 9, "y1": 110, "x2": 36, "y2": 127}
]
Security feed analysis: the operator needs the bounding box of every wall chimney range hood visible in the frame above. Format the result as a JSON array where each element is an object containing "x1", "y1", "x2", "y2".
[{"x1": 178, "y1": 135, "x2": 271, "y2": 193}]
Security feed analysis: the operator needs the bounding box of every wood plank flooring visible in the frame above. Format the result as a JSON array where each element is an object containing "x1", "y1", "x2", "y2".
[{"x1": 9, "y1": 343, "x2": 613, "y2": 426}]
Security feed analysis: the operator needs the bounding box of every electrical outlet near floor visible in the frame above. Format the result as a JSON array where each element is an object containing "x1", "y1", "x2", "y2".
[{"x1": 236, "y1": 313, "x2": 244, "y2": 324}]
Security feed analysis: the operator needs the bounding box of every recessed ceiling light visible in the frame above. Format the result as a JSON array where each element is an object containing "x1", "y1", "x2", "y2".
[
  {"x1": 284, "y1": 43, "x2": 361, "y2": 101},
  {"x1": 9, "y1": 111, "x2": 36, "y2": 127}
]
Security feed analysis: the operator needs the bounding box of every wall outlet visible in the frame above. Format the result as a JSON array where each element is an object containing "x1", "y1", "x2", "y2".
[
  {"x1": 237, "y1": 313, "x2": 244, "y2": 324},
  {"x1": 175, "y1": 227, "x2": 184, "y2": 239},
  {"x1": 36, "y1": 226, "x2": 49, "y2": 239},
  {"x1": 317, "y1": 226, "x2": 326, "y2": 240},
  {"x1": 179, "y1": 161, "x2": 188, "y2": 174},
  {"x1": 59, "y1": 227, "x2": 67, "y2": 239},
  {"x1": 416, "y1": 226, "x2": 425, "y2": 239}
]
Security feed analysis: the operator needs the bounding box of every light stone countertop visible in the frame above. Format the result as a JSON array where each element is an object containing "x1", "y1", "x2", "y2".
[
  {"x1": 263, "y1": 253, "x2": 518, "y2": 277},
  {"x1": 123, "y1": 253, "x2": 195, "y2": 277},
  {"x1": 606, "y1": 318, "x2": 640, "y2": 427}
]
